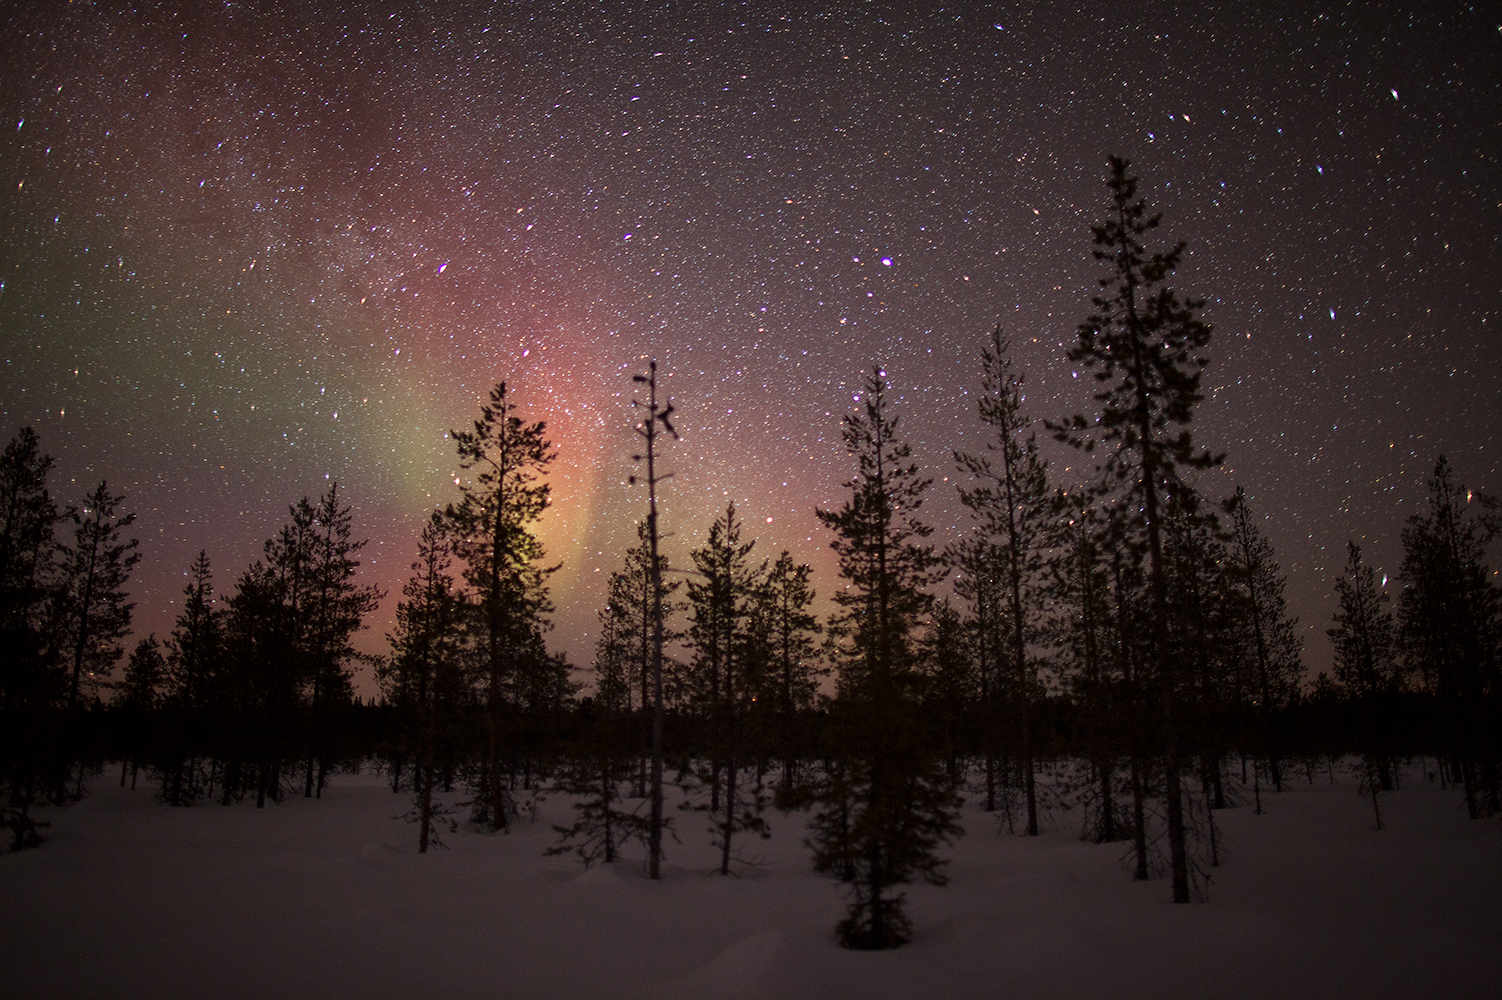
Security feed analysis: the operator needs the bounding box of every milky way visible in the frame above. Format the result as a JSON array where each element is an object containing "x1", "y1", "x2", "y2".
[{"x1": 3, "y1": 1, "x2": 1497, "y2": 688}]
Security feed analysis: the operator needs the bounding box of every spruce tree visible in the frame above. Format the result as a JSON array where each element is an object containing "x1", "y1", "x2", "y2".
[
  {"x1": 810, "y1": 367, "x2": 960, "y2": 949},
  {"x1": 117, "y1": 634, "x2": 164, "y2": 791},
  {"x1": 0, "y1": 428, "x2": 67, "y2": 848},
  {"x1": 1329, "y1": 541, "x2": 1400, "y2": 824},
  {"x1": 950, "y1": 532, "x2": 1005, "y2": 812},
  {"x1": 1048, "y1": 504, "x2": 1121, "y2": 843},
  {"x1": 1397, "y1": 457, "x2": 1500, "y2": 817},
  {"x1": 0, "y1": 428, "x2": 61, "y2": 714},
  {"x1": 383, "y1": 512, "x2": 469, "y2": 851},
  {"x1": 58, "y1": 481, "x2": 140, "y2": 711},
  {"x1": 1051, "y1": 156, "x2": 1222, "y2": 903},
  {"x1": 1229, "y1": 487, "x2": 1303, "y2": 793},
  {"x1": 758, "y1": 550, "x2": 822, "y2": 799},
  {"x1": 447, "y1": 381, "x2": 557, "y2": 831},
  {"x1": 685, "y1": 503, "x2": 770, "y2": 874},
  {"x1": 954, "y1": 326, "x2": 1052, "y2": 836},
  {"x1": 165, "y1": 551, "x2": 220, "y2": 716},
  {"x1": 300, "y1": 484, "x2": 383, "y2": 798}
]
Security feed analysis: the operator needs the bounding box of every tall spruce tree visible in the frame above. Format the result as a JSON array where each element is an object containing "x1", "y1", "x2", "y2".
[
  {"x1": 383, "y1": 512, "x2": 470, "y2": 852},
  {"x1": 1048, "y1": 503, "x2": 1122, "y2": 843},
  {"x1": 301, "y1": 484, "x2": 383, "y2": 798},
  {"x1": 758, "y1": 550, "x2": 822, "y2": 798},
  {"x1": 0, "y1": 429, "x2": 66, "y2": 848},
  {"x1": 1329, "y1": 541, "x2": 1400, "y2": 824},
  {"x1": 950, "y1": 532, "x2": 1006, "y2": 812},
  {"x1": 1228, "y1": 487, "x2": 1303, "y2": 793},
  {"x1": 1397, "y1": 457, "x2": 1500, "y2": 817},
  {"x1": 162, "y1": 551, "x2": 221, "y2": 804},
  {"x1": 58, "y1": 481, "x2": 140, "y2": 711},
  {"x1": 685, "y1": 503, "x2": 770, "y2": 874},
  {"x1": 918, "y1": 598, "x2": 974, "y2": 783},
  {"x1": 447, "y1": 381, "x2": 557, "y2": 831},
  {"x1": 165, "y1": 551, "x2": 220, "y2": 716},
  {"x1": 117, "y1": 635, "x2": 164, "y2": 792},
  {"x1": 0, "y1": 428, "x2": 61, "y2": 715},
  {"x1": 954, "y1": 326, "x2": 1052, "y2": 836},
  {"x1": 810, "y1": 367, "x2": 961, "y2": 949},
  {"x1": 1051, "y1": 156, "x2": 1221, "y2": 903}
]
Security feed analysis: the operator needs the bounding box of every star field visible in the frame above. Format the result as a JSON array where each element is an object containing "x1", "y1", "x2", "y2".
[{"x1": 2, "y1": 1, "x2": 1497, "y2": 686}]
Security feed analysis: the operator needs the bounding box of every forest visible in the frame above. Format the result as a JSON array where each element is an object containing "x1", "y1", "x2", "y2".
[{"x1": 2, "y1": 158, "x2": 1497, "y2": 950}]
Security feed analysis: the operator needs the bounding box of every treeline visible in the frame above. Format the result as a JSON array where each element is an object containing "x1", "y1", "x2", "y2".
[{"x1": 3, "y1": 157, "x2": 1497, "y2": 950}]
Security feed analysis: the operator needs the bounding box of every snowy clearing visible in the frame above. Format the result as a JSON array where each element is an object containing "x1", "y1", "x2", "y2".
[{"x1": 3, "y1": 764, "x2": 1499, "y2": 1000}]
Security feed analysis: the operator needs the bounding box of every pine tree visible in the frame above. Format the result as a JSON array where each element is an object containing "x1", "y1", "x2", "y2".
[
  {"x1": 949, "y1": 532, "x2": 1006, "y2": 812},
  {"x1": 918, "y1": 598, "x2": 974, "y2": 783},
  {"x1": 1397, "y1": 457, "x2": 1500, "y2": 817},
  {"x1": 1160, "y1": 497, "x2": 1235, "y2": 860},
  {"x1": 159, "y1": 553, "x2": 220, "y2": 807},
  {"x1": 383, "y1": 512, "x2": 470, "y2": 852},
  {"x1": 447, "y1": 381, "x2": 557, "y2": 831},
  {"x1": 955, "y1": 326, "x2": 1052, "y2": 836},
  {"x1": 165, "y1": 551, "x2": 220, "y2": 716},
  {"x1": 300, "y1": 484, "x2": 383, "y2": 798},
  {"x1": 162, "y1": 551, "x2": 221, "y2": 805},
  {"x1": 58, "y1": 481, "x2": 140, "y2": 711},
  {"x1": 226, "y1": 500, "x2": 320, "y2": 807},
  {"x1": 216, "y1": 490, "x2": 377, "y2": 807},
  {"x1": 117, "y1": 635, "x2": 164, "y2": 792},
  {"x1": 0, "y1": 428, "x2": 61, "y2": 714},
  {"x1": 810, "y1": 367, "x2": 961, "y2": 949},
  {"x1": 1228, "y1": 487, "x2": 1303, "y2": 793},
  {"x1": 757, "y1": 550, "x2": 822, "y2": 798},
  {"x1": 684, "y1": 503, "x2": 770, "y2": 874},
  {"x1": 1048, "y1": 504, "x2": 1122, "y2": 843},
  {"x1": 1051, "y1": 156, "x2": 1222, "y2": 903},
  {"x1": 1329, "y1": 541, "x2": 1400, "y2": 824},
  {"x1": 0, "y1": 428, "x2": 67, "y2": 848}
]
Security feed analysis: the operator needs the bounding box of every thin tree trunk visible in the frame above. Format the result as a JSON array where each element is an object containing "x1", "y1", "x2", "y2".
[{"x1": 1130, "y1": 753, "x2": 1148, "y2": 880}]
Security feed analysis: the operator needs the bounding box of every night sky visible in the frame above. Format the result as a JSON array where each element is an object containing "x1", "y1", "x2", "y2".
[{"x1": 3, "y1": 1, "x2": 1497, "y2": 691}]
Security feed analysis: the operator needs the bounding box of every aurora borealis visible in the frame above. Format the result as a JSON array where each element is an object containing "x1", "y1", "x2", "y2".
[{"x1": 2, "y1": 2, "x2": 1497, "y2": 689}]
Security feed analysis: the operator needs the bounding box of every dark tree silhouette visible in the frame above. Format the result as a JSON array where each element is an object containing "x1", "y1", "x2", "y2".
[
  {"x1": 301, "y1": 484, "x2": 383, "y2": 798},
  {"x1": 1398, "y1": 456, "x2": 1500, "y2": 817},
  {"x1": 1229, "y1": 487, "x2": 1303, "y2": 794},
  {"x1": 1048, "y1": 503, "x2": 1122, "y2": 844},
  {"x1": 0, "y1": 428, "x2": 60, "y2": 714},
  {"x1": 810, "y1": 367, "x2": 960, "y2": 949},
  {"x1": 447, "y1": 381, "x2": 557, "y2": 831},
  {"x1": 685, "y1": 503, "x2": 770, "y2": 874},
  {"x1": 757, "y1": 550, "x2": 822, "y2": 799},
  {"x1": 117, "y1": 634, "x2": 164, "y2": 791},
  {"x1": 1051, "y1": 156, "x2": 1221, "y2": 903},
  {"x1": 1, "y1": 429, "x2": 67, "y2": 848},
  {"x1": 59, "y1": 481, "x2": 140, "y2": 711},
  {"x1": 629, "y1": 359, "x2": 678, "y2": 880},
  {"x1": 382, "y1": 512, "x2": 470, "y2": 852},
  {"x1": 954, "y1": 326, "x2": 1052, "y2": 836},
  {"x1": 1329, "y1": 541, "x2": 1400, "y2": 827},
  {"x1": 166, "y1": 551, "x2": 220, "y2": 716}
]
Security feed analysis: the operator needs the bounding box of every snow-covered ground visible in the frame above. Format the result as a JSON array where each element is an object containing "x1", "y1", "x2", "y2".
[{"x1": 4, "y1": 763, "x2": 1498, "y2": 999}]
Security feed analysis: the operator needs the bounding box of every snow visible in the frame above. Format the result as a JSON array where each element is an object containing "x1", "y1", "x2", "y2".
[{"x1": 3, "y1": 764, "x2": 1499, "y2": 999}]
